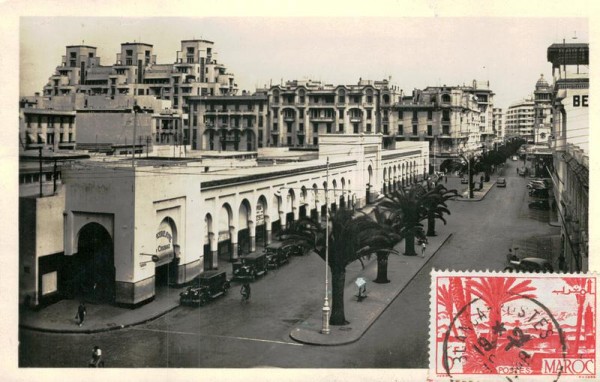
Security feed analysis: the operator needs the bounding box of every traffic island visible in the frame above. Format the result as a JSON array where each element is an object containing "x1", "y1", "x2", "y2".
[{"x1": 289, "y1": 232, "x2": 452, "y2": 346}]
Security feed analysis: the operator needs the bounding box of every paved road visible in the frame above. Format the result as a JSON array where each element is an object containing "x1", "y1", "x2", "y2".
[{"x1": 19, "y1": 160, "x2": 559, "y2": 368}]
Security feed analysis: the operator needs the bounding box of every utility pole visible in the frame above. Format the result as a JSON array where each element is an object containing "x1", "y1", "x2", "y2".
[
  {"x1": 321, "y1": 157, "x2": 331, "y2": 335},
  {"x1": 38, "y1": 147, "x2": 43, "y2": 197}
]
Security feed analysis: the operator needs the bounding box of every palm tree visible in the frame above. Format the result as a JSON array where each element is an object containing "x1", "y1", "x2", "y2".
[
  {"x1": 368, "y1": 207, "x2": 402, "y2": 283},
  {"x1": 422, "y1": 184, "x2": 458, "y2": 237},
  {"x1": 379, "y1": 186, "x2": 428, "y2": 256},
  {"x1": 563, "y1": 278, "x2": 588, "y2": 355},
  {"x1": 466, "y1": 277, "x2": 536, "y2": 371},
  {"x1": 281, "y1": 208, "x2": 397, "y2": 325}
]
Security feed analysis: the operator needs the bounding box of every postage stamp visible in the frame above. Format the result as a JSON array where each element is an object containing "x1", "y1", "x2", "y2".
[{"x1": 429, "y1": 271, "x2": 598, "y2": 381}]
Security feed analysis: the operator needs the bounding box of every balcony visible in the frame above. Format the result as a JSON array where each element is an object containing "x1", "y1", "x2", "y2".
[
  {"x1": 350, "y1": 117, "x2": 362, "y2": 123},
  {"x1": 283, "y1": 115, "x2": 296, "y2": 122},
  {"x1": 310, "y1": 115, "x2": 335, "y2": 122}
]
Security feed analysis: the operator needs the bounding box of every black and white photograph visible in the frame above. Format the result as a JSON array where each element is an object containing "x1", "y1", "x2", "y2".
[{"x1": 2, "y1": 1, "x2": 596, "y2": 381}]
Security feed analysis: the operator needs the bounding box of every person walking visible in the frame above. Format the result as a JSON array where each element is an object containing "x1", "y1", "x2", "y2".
[
  {"x1": 421, "y1": 240, "x2": 427, "y2": 258},
  {"x1": 240, "y1": 282, "x2": 251, "y2": 303},
  {"x1": 89, "y1": 345, "x2": 104, "y2": 367},
  {"x1": 76, "y1": 302, "x2": 87, "y2": 327}
]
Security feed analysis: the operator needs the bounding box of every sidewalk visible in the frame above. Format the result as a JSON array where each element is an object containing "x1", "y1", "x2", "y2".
[
  {"x1": 19, "y1": 286, "x2": 181, "y2": 334},
  {"x1": 289, "y1": 230, "x2": 452, "y2": 345},
  {"x1": 455, "y1": 178, "x2": 496, "y2": 202}
]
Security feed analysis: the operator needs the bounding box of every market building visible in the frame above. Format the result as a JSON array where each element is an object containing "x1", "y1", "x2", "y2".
[{"x1": 20, "y1": 135, "x2": 428, "y2": 308}]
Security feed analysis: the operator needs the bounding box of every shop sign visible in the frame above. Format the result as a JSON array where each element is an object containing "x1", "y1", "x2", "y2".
[{"x1": 256, "y1": 202, "x2": 265, "y2": 225}]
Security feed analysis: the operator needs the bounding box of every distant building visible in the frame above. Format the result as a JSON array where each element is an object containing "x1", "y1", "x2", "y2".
[
  {"x1": 391, "y1": 84, "x2": 483, "y2": 172},
  {"x1": 533, "y1": 74, "x2": 553, "y2": 145},
  {"x1": 505, "y1": 98, "x2": 535, "y2": 141},
  {"x1": 547, "y1": 42, "x2": 589, "y2": 272},
  {"x1": 492, "y1": 107, "x2": 504, "y2": 141}
]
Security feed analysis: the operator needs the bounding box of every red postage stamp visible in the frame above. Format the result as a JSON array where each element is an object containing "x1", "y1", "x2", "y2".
[{"x1": 430, "y1": 271, "x2": 598, "y2": 381}]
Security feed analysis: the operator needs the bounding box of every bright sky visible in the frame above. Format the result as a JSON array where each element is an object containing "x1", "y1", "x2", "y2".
[{"x1": 20, "y1": 17, "x2": 588, "y2": 110}]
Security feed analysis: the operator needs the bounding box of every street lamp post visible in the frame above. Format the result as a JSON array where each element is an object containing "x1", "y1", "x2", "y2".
[{"x1": 321, "y1": 157, "x2": 331, "y2": 334}]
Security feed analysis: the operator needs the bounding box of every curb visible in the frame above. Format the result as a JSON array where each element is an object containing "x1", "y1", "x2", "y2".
[
  {"x1": 455, "y1": 181, "x2": 496, "y2": 202},
  {"x1": 19, "y1": 304, "x2": 180, "y2": 334},
  {"x1": 289, "y1": 233, "x2": 453, "y2": 346}
]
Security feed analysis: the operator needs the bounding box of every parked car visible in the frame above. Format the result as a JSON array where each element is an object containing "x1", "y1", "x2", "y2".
[
  {"x1": 264, "y1": 242, "x2": 290, "y2": 270},
  {"x1": 232, "y1": 252, "x2": 269, "y2": 280},
  {"x1": 529, "y1": 188, "x2": 549, "y2": 198},
  {"x1": 504, "y1": 257, "x2": 554, "y2": 273},
  {"x1": 461, "y1": 177, "x2": 469, "y2": 184},
  {"x1": 518, "y1": 167, "x2": 527, "y2": 176},
  {"x1": 528, "y1": 200, "x2": 550, "y2": 210},
  {"x1": 180, "y1": 270, "x2": 230, "y2": 306},
  {"x1": 496, "y1": 177, "x2": 506, "y2": 187},
  {"x1": 511, "y1": 155, "x2": 519, "y2": 161},
  {"x1": 527, "y1": 182, "x2": 548, "y2": 189}
]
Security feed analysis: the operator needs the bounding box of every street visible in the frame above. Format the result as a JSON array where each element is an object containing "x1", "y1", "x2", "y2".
[{"x1": 19, "y1": 160, "x2": 559, "y2": 368}]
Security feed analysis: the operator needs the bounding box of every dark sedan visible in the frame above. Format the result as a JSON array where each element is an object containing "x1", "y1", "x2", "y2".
[
  {"x1": 504, "y1": 257, "x2": 554, "y2": 273},
  {"x1": 528, "y1": 200, "x2": 550, "y2": 210}
]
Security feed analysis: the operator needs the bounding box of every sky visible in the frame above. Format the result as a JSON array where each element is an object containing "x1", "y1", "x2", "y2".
[{"x1": 20, "y1": 17, "x2": 588, "y2": 110}]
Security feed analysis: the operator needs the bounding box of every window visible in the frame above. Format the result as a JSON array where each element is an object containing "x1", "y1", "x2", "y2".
[
  {"x1": 287, "y1": 122, "x2": 292, "y2": 133},
  {"x1": 299, "y1": 96, "x2": 305, "y2": 103},
  {"x1": 367, "y1": 96, "x2": 373, "y2": 103},
  {"x1": 313, "y1": 123, "x2": 318, "y2": 133},
  {"x1": 353, "y1": 123, "x2": 359, "y2": 134},
  {"x1": 412, "y1": 125, "x2": 418, "y2": 135},
  {"x1": 428, "y1": 110, "x2": 432, "y2": 120},
  {"x1": 339, "y1": 109, "x2": 344, "y2": 118},
  {"x1": 287, "y1": 137, "x2": 292, "y2": 146},
  {"x1": 313, "y1": 137, "x2": 318, "y2": 145},
  {"x1": 338, "y1": 123, "x2": 344, "y2": 132},
  {"x1": 259, "y1": 116, "x2": 263, "y2": 127},
  {"x1": 399, "y1": 111, "x2": 404, "y2": 119},
  {"x1": 299, "y1": 122, "x2": 304, "y2": 131},
  {"x1": 366, "y1": 123, "x2": 372, "y2": 132},
  {"x1": 412, "y1": 111, "x2": 418, "y2": 121},
  {"x1": 338, "y1": 95, "x2": 345, "y2": 103},
  {"x1": 442, "y1": 126, "x2": 450, "y2": 135},
  {"x1": 427, "y1": 125, "x2": 432, "y2": 136},
  {"x1": 442, "y1": 110, "x2": 450, "y2": 122},
  {"x1": 326, "y1": 123, "x2": 332, "y2": 133},
  {"x1": 273, "y1": 123, "x2": 278, "y2": 131},
  {"x1": 70, "y1": 52, "x2": 76, "y2": 58},
  {"x1": 193, "y1": 115, "x2": 197, "y2": 127},
  {"x1": 367, "y1": 109, "x2": 372, "y2": 119},
  {"x1": 383, "y1": 124, "x2": 389, "y2": 134}
]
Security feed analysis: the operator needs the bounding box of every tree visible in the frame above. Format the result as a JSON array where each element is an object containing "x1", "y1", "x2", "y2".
[
  {"x1": 422, "y1": 184, "x2": 458, "y2": 237},
  {"x1": 379, "y1": 186, "x2": 428, "y2": 256},
  {"x1": 368, "y1": 207, "x2": 402, "y2": 283},
  {"x1": 281, "y1": 208, "x2": 397, "y2": 325}
]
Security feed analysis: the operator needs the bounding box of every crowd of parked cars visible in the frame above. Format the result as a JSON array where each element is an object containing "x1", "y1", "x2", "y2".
[{"x1": 180, "y1": 242, "x2": 308, "y2": 307}]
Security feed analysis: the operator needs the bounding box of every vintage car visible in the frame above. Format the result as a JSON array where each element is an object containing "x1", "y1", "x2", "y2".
[
  {"x1": 287, "y1": 243, "x2": 308, "y2": 256},
  {"x1": 232, "y1": 252, "x2": 269, "y2": 280},
  {"x1": 264, "y1": 242, "x2": 290, "y2": 269},
  {"x1": 504, "y1": 257, "x2": 554, "y2": 273},
  {"x1": 496, "y1": 177, "x2": 506, "y2": 188},
  {"x1": 180, "y1": 270, "x2": 230, "y2": 306}
]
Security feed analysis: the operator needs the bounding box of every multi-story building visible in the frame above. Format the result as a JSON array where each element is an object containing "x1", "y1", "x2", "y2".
[
  {"x1": 546, "y1": 42, "x2": 589, "y2": 272},
  {"x1": 461, "y1": 80, "x2": 496, "y2": 149},
  {"x1": 492, "y1": 107, "x2": 504, "y2": 142},
  {"x1": 43, "y1": 40, "x2": 237, "y2": 108},
  {"x1": 265, "y1": 79, "x2": 401, "y2": 148},
  {"x1": 25, "y1": 39, "x2": 239, "y2": 152},
  {"x1": 505, "y1": 98, "x2": 535, "y2": 141},
  {"x1": 533, "y1": 74, "x2": 553, "y2": 145},
  {"x1": 187, "y1": 91, "x2": 268, "y2": 151},
  {"x1": 390, "y1": 85, "x2": 482, "y2": 172}
]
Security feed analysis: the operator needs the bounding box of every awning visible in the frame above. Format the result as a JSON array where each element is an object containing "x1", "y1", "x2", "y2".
[
  {"x1": 152, "y1": 251, "x2": 174, "y2": 267},
  {"x1": 38, "y1": 133, "x2": 46, "y2": 143}
]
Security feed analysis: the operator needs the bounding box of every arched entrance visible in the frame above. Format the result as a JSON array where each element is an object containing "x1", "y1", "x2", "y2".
[
  {"x1": 155, "y1": 217, "x2": 179, "y2": 286},
  {"x1": 68, "y1": 223, "x2": 115, "y2": 303}
]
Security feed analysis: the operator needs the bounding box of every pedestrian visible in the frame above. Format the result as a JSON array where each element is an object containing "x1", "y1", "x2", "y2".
[
  {"x1": 421, "y1": 240, "x2": 427, "y2": 258},
  {"x1": 76, "y1": 301, "x2": 87, "y2": 327},
  {"x1": 240, "y1": 282, "x2": 251, "y2": 303},
  {"x1": 89, "y1": 345, "x2": 103, "y2": 367}
]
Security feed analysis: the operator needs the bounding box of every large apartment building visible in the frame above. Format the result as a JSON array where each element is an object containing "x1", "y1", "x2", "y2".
[{"x1": 505, "y1": 98, "x2": 535, "y2": 141}]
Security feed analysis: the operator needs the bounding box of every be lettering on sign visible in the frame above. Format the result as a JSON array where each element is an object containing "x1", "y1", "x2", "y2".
[
  {"x1": 429, "y1": 270, "x2": 598, "y2": 381},
  {"x1": 573, "y1": 95, "x2": 588, "y2": 107}
]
